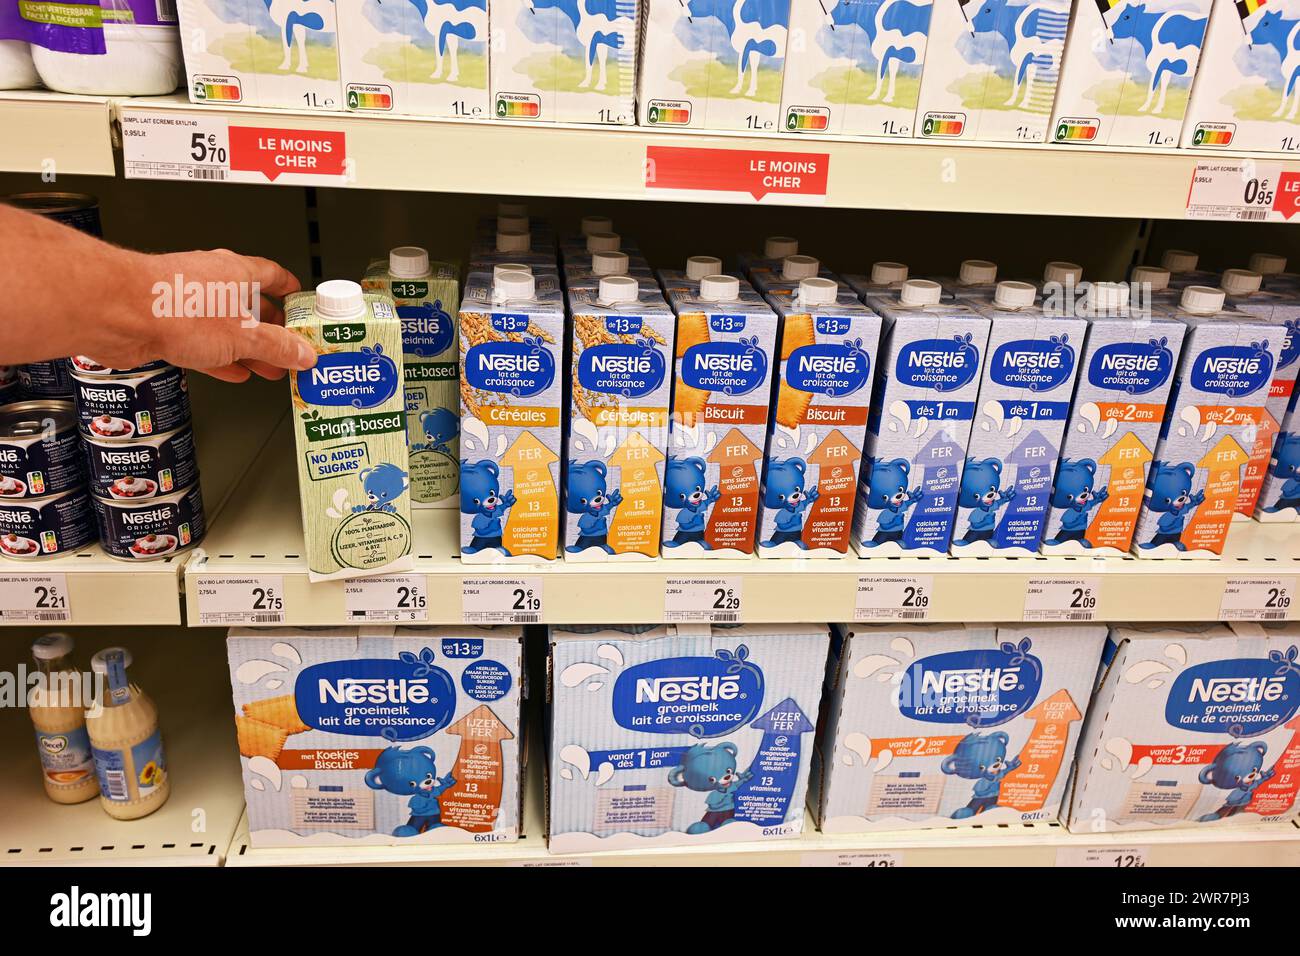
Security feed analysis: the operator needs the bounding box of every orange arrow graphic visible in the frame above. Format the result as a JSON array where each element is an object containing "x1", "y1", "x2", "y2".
[
  {"x1": 1246, "y1": 714, "x2": 1300, "y2": 818},
  {"x1": 607, "y1": 432, "x2": 667, "y2": 557},
  {"x1": 439, "y1": 704, "x2": 515, "y2": 833},
  {"x1": 998, "y1": 689, "x2": 1083, "y2": 813},
  {"x1": 801, "y1": 428, "x2": 862, "y2": 552},
  {"x1": 501, "y1": 431, "x2": 560, "y2": 560},
  {"x1": 1181, "y1": 435, "x2": 1250, "y2": 554},
  {"x1": 1237, "y1": 410, "x2": 1282, "y2": 517},
  {"x1": 705, "y1": 427, "x2": 764, "y2": 551},
  {"x1": 1086, "y1": 432, "x2": 1154, "y2": 551}
]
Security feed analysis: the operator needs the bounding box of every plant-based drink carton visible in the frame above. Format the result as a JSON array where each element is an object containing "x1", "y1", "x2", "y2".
[
  {"x1": 852, "y1": 280, "x2": 992, "y2": 556},
  {"x1": 228, "y1": 625, "x2": 524, "y2": 847},
  {"x1": 662, "y1": 275, "x2": 778, "y2": 558},
  {"x1": 565, "y1": 277, "x2": 675, "y2": 560},
  {"x1": 1067, "y1": 622, "x2": 1300, "y2": 833},
  {"x1": 1182, "y1": 0, "x2": 1300, "y2": 153},
  {"x1": 757, "y1": 278, "x2": 882, "y2": 557},
  {"x1": 916, "y1": 0, "x2": 1071, "y2": 143},
  {"x1": 287, "y1": 282, "x2": 413, "y2": 583},
  {"x1": 819, "y1": 622, "x2": 1107, "y2": 832},
  {"x1": 1050, "y1": 0, "x2": 1211, "y2": 148},
  {"x1": 780, "y1": 0, "x2": 934, "y2": 138},
  {"x1": 1133, "y1": 287, "x2": 1284, "y2": 556},
  {"x1": 458, "y1": 270, "x2": 564, "y2": 562},
  {"x1": 951, "y1": 282, "x2": 1087, "y2": 556},
  {"x1": 547, "y1": 623, "x2": 830, "y2": 853},
  {"x1": 490, "y1": 0, "x2": 638, "y2": 124},
  {"x1": 338, "y1": 0, "x2": 489, "y2": 118},
  {"x1": 362, "y1": 247, "x2": 461, "y2": 509},
  {"x1": 177, "y1": 0, "x2": 342, "y2": 110}
]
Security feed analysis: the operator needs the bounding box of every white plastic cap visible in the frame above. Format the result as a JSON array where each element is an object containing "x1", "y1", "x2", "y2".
[
  {"x1": 781, "y1": 255, "x2": 820, "y2": 281},
  {"x1": 599, "y1": 275, "x2": 640, "y2": 305},
  {"x1": 388, "y1": 245, "x2": 430, "y2": 279},
  {"x1": 32, "y1": 633, "x2": 73, "y2": 661},
  {"x1": 592, "y1": 251, "x2": 629, "y2": 276},
  {"x1": 493, "y1": 262, "x2": 532, "y2": 280},
  {"x1": 764, "y1": 236, "x2": 799, "y2": 259},
  {"x1": 1180, "y1": 285, "x2": 1226, "y2": 314},
  {"x1": 1085, "y1": 281, "x2": 1131, "y2": 314},
  {"x1": 687, "y1": 255, "x2": 722, "y2": 281},
  {"x1": 1162, "y1": 249, "x2": 1199, "y2": 273},
  {"x1": 1250, "y1": 252, "x2": 1287, "y2": 276},
  {"x1": 496, "y1": 230, "x2": 531, "y2": 254},
  {"x1": 497, "y1": 201, "x2": 528, "y2": 218},
  {"x1": 900, "y1": 278, "x2": 942, "y2": 307},
  {"x1": 960, "y1": 259, "x2": 998, "y2": 285},
  {"x1": 91, "y1": 647, "x2": 133, "y2": 674},
  {"x1": 993, "y1": 280, "x2": 1036, "y2": 310},
  {"x1": 1130, "y1": 265, "x2": 1170, "y2": 292},
  {"x1": 586, "y1": 231, "x2": 621, "y2": 253},
  {"x1": 799, "y1": 277, "x2": 838, "y2": 306},
  {"x1": 580, "y1": 215, "x2": 612, "y2": 236},
  {"x1": 315, "y1": 279, "x2": 366, "y2": 320},
  {"x1": 1221, "y1": 268, "x2": 1263, "y2": 296},
  {"x1": 700, "y1": 275, "x2": 740, "y2": 302},
  {"x1": 871, "y1": 261, "x2": 908, "y2": 284},
  {"x1": 497, "y1": 214, "x2": 529, "y2": 233},
  {"x1": 1044, "y1": 261, "x2": 1083, "y2": 284},
  {"x1": 495, "y1": 269, "x2": 535, "y2": 301}
]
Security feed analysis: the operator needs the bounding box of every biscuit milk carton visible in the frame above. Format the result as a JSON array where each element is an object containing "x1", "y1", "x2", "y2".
[
  {"x1": 287, "y1": 282, "x2": 413, "y2": 583},
  {"x1": 757, "y1": 278, "x2": 882, "y2": 557},
  {"x1": 780, "y1": 0, "x2": 934, "y2": 137},
  {"x1": 818, "y1": 622, "x2": 1107, "y2": 832},
  {"x1": 563, "y1": 251, "x2": 657, "y2": 293},
  {"x1": 338, "y1": 0, "x2": 490, "y2": 118},
  {"x1": 1133, "y1": 287, "x2": 1284, "y2": 556},
  {"x1": 490, "y1": 0, "x2": 638, "y2": 123},
  {"x1": 362, "y1": 247, "x2": 461, "y2": 509},
  {"x1": 940, "y1": 259, "x2": 1002, "y2": 301},
  {"x1": 748, "y1": 255, "x2": 836, "y2": 298},
  {"x1": 852, "y1": 280, "x2": 992, "y2": 556},
  {"x1": 656, "y1": 255, "x2": 728, "y2": 296},
  {"x1": 638, "y1": 0, "x2": 792, "y2": 131},
  {"x1": 737, "y1": 236, "x2": 803, "y2": 282},
  {"x1": 547, "y1": 623, "x2": 829, "y2": 852},
  {"x1": 952, "y1": 281, "x2": 1087, "y2": 556},
  {"x1": 1182, "y1": 0, "x2": 1300, "y2": 153},
  {"x1": 565, "y1": 277, "x2": 676, "y2": 560},
  {"x1": 1042, "y1": 285, "x2": 1187, "y2": 555},
  {"x1": 662, "y1": 275, "x2": 778, "y2": 558},
  {"x1": 916, "y1": 0, "x2": 1071, "y2": 142},
  {"x1": 1050, "y1": 0, "x2": 1211, "y2": 148},
  {"x1": 1067, "y1": 622, "x2": 1300, "y2": 833},
  {"x1": 459, "y1": 269, "x2": 564, "y2": 562},
  {"x1": 177, "y1": 0, "x2": 342, "y2": 110},
  {"x1": 843, "y1": 262, "x2": 912, "y2": 300},
  {"x1": 228, "y1": 625, "x2": 524, "y2": 847}
]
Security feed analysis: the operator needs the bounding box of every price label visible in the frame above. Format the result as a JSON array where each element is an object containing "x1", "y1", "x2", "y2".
[
  {"x1": 855, "y1": 575, "x2": 934, "y2": 621},
  {"x1": 462, "y1": 577, "x2": 543, "y2": 624},
  {"x1": 801, "y1": 850, "x2": 903, "y2": 868},
  {"x1": 0, "y1": 573, "x2": 71, "y2": 623},
  {"x1": 665, "y1": 577, "x2": 743, "y2": 623},
  {"x1": 1219, "y1": 576, "x2": 1297, "y2": 621},
  {"x1": 1056, "y1": 846, "x2": 1149, "y2": 868},
  {"x1": 1024, "y1": 577, "x2": 1101, "y2": 621},
  {"x1": 195, "y1": 575, "x2": 286, "y2": 625},
  {"x1": 345, "y1": 575, "x2": 429, "y2": 622},
  {"x1": 1186, "y1": 160, "x2": 1300, "y2": 222},
  {"x1": 510, "y1": 858, "x2": 592, "y2": 868}
]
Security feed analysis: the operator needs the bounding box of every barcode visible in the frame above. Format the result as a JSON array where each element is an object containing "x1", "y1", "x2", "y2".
[
  {"x1": 156, "y1": 0, "x2": 178, "y2": 21},
  {"x1": 191, "y1": 167, "x2": 226, "y2": 181},
  {"x1": 34, "y1": 611, "x2": 68, "y2": 621},
  {"x1": 1067, "y1": 612, "x2": 1095, "y2": 621},
  {"x1": 898, "y1": 610, "x2": 927, "y2": 619},
  {"x1": 105, "y1": 770, "x2": 128, "y2": 801},
  {"x1": 514, "y1": 613, "x2": 541, "y2": 623},
  {"x1": 252, "y1": 613, "x2": 283, "y2": 623},
  {"x1": 712, "y1": 612, "x2": 739, "y2": 623},
  {"x1": 1261, "y1": 610, "x2": 1287, "y2": 619},
  {"x1": 1238, "y1": 209, "x2": 1269, "y2": 220}
]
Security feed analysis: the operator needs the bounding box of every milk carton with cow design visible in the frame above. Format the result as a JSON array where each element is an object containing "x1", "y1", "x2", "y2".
[
  {"x1": 638, "y1": 0, "x2": 793, "y2": 131},
  {"x1": 490, "y1": 0, "x2": 639, "y2": 123},
  {"x1": 177, "y1": 0, "x2": 343, "y2": 110},
  {"x1": 1050, "y1": 0, "x2": 1210, "y2": 147},
  {"x1": 1182, "y1": 0, "x2": 1300, "y2": 153},
  {"x1": 916, "y1": 0, "x2": 1071, "y2": 142},
  {"x1": 780, "y1": 0, "x2": 934, "y2": 137},
  {"x1": 338, "y1": 0, "x2": 490, "y2": 119}
]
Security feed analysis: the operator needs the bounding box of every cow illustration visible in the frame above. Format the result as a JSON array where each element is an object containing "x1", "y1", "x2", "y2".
[
  {"x1": 825, "y1": 0, "x2": 931, "y2": 104},
  {"x1": 379, "y1": 0, "x2": 488, "y2": 82},
  {"x1": 967, "y1": 0, "x2": 1067, "y2": 109},
  {"x1": 687, "y1": 0, "x2": 791, "y2": 96},
  {"x1": 263, "y1": 0, "x2": 335, "y2": 74},
  {"x1": 1249, "y1": 8, "x2": 1300, "y2": 120},
  {"x1": 532, "y1": 0, "x2": 634, "y2": 90},
  {"x1": 1107, "y1": 3, "x2": 1207, "y2": 115}
]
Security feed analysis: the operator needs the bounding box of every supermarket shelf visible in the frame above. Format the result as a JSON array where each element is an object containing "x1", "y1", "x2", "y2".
[
  {"x1": 112, "y1": 93, "x2": 1286, "y2": 218},
  {"x1": 188, "y1": 416, "x2": 1300, "y2": 625},
  {"x1": 0, "y1": 89, "x2": 117, "y2": 177},
  {"x1": 0, "y1": 626, "x2": 244, "y2": 866}
]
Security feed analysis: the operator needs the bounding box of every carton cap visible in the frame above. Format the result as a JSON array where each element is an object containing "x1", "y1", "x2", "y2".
[
  {"x1": 1250, "y1": 252, "x2": 1287, "y2": 275},
  {"x1": 1162, "y1": 249, "x2": 1199, "y2": 273},
  {"x1": 764, "y1": 236, "x2": 798, "y2": 259},
  {"x1": 900, "y1": 278, "x2": 942, "y2": 307},
  {"x1": 592, "y1": 251, "x2": 629, "y2": 276},
  {"x1": 687, "y1": 255, "x2": 722, "y2": 280},
  {"x1": 1180, "y1": 285, "x2": 1225, "y2": 314},
  {"x1": 316, "y1": 279, "x2": 366, "y2": 320},
  {"x1": 1044, "y1": 260, "x2": 1083, "y2": 284},
  {"x1": 388, "y1": 245, "x2": 430, "y2": 279},
  {"x1": 1221, "y1": 269, "x2": 1263, "y2": 296},
  {"x1": 91, "y1": 647, "x2": 132, "y2": 674},
  {"x1": 586, "y1": 231, "x2": 621, "y2": 253},
  {"x1": 1130, "y1": 265, "x2": 1170, "y2": 291},
  {"x1": 799, "y1": 277, "x2": 838, "y2": 306},
  {"x1": 959, "y1": 259, "x2": 998, "y2": 284},
  {"x1": 32, "y1": 632, "x2": 73, "y2": 661},
  {"x1": 496, "y1": 230, "x2": 531, "y2": 253},
  {"x1": 782, "y1": 254, "x2": 820, "y2": 280},
  {"x1": 599, "y1": 275, "x2": 640, "y2": 305},
  {"x1": 497, "y1": 201, "x2": 528, "y2": 218},
  {"x1": 580, "y1": 215, "x2": 612, "y2": 236},
  {"x1": 871, "y1": 261, "x2": 908, "y2": 284},
  {"x1": 497, "y1": 214, "x2": 529, "y2": 233},
  {"x1": 1085, "y1": 281, "x2": 1131, "y2": 313},
  {"x1": 700, "y1": 275, "x2": 740, "y2": 302},
  {"x1": 493, "y1": 262, "x2": 532, "y2": 280},
  {"x1": 495, "y1": 269, "x2": 535, "y2": 301},
  {"x1": 993, "y1": 280, "x2": 1036, "y2": 310}
]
